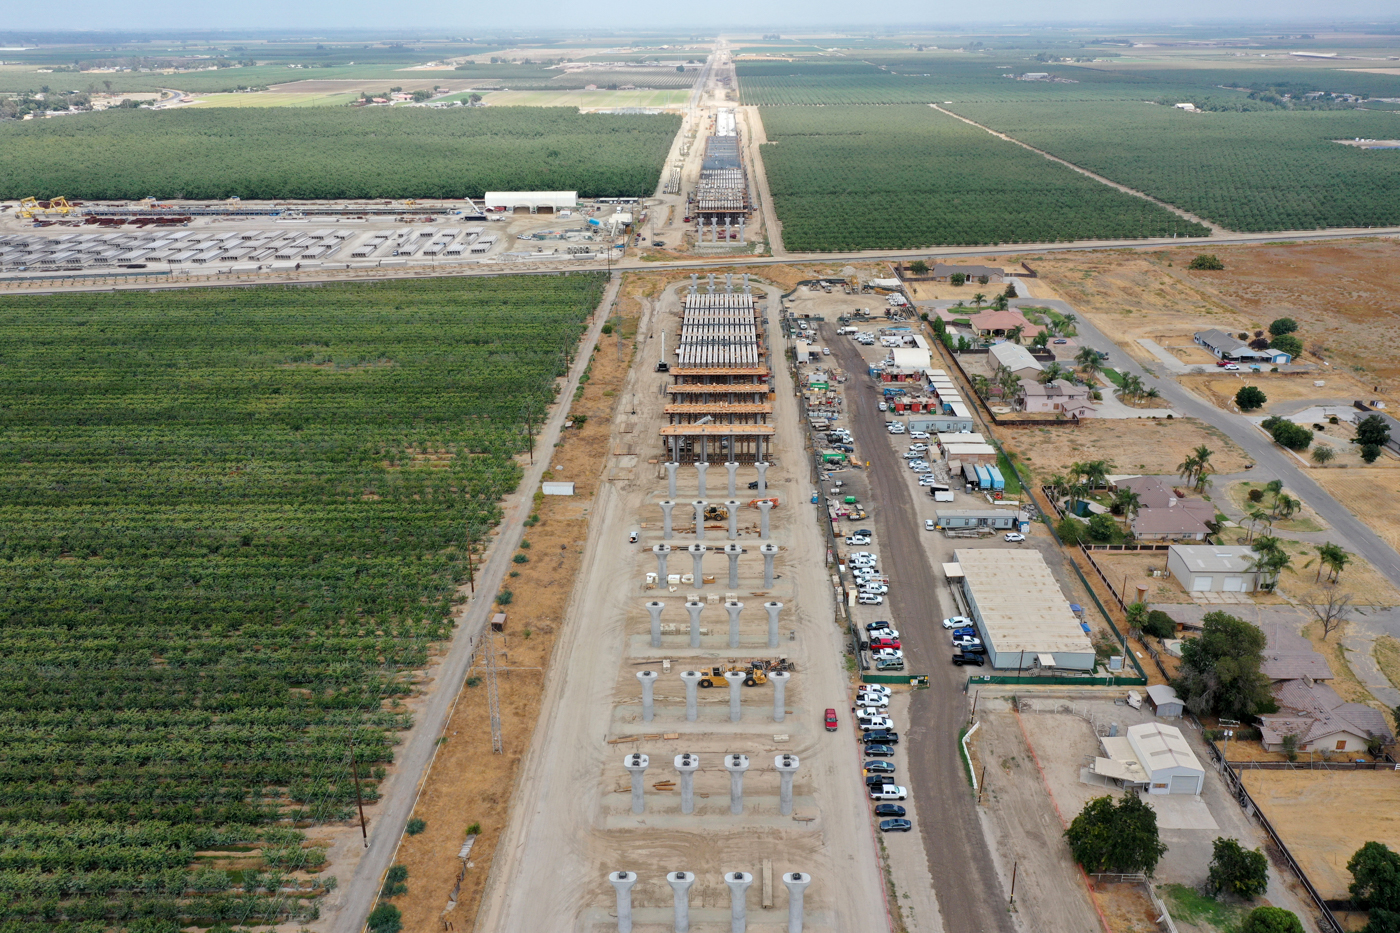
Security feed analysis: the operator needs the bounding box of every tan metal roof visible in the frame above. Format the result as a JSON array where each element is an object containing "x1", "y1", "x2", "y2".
[
  {"x1": 666, "y1": 384, "x2": 769, "y2": 394},
  {"x1": 954, "y1": 548, "x2": 1093, "y2": 655},
  {"x1": 658, "y1": 424, "x2": 776, "y2": 436}
]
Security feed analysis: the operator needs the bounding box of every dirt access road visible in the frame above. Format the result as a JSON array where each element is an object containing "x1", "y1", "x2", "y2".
[
  {"x1": 826, "y1": 329, "x2": 1016, "y2": 933},
  {"x1": 474, "y1": 279, "x2": 887, "y2": 931}
]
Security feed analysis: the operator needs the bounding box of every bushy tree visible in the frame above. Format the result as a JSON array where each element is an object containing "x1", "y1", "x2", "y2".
[
  {"x1": 1261, "y1": 416, "x2": 1312, "y2": 451},
  {"x1": 1143, "y1": 610, "x2": 1177, "y2": 639},
  {"x1": 1056, "y1": 516, "x2": 1087, "y2": 544},
  {"x1": 368, "y1": 904, "x2": 404, "y2": 933},
  {"x1": 1088, "y1": 512, "x2": 1118, "y2": 542},
  {"x1": 1269, "y1": 333, "x2": 1303, "y2": 358},
  {"x1": 1235, "y1": 386, "x2": 1267, "y2": 411},
  {"x1": 1206, "y1": 837, "x2": 1269, "y2": 898},
  {"x1": 1064, "y1": 795, "x2": 1168, "y2": 874},
  {"x1": 909, "y1": 259, "x2": 929, "y2": 274},
  {"x1": 1268, "y1": 317, "x2": 1299, "y2": 336},
  {"x1": 1357, "y1": 414, "x2": 1392, "y2": 449},
  {"x1": 1238, "y1": 906, "x2": 1304, "y2": 933},
  {"x1": 1189, "y1": 254, "x2": 1225, "y2": 270},
  {"x1": 1174, "y1": 611, "x2": 1275, "y2": 720},
  {"x1": 1350, "y1": 842, "x2": 1400, "y2": 914},
  {"x1": 1363, "y1": 444, "x2": 1384, "y2": 464}
]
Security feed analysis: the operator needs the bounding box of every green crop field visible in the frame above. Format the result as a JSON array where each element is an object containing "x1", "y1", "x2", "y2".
[
  {"x1": 945, "y1": 101, "x2": 1400, "y2": 231},
  {"x1": 0, "y1": 107, "x2": 680, "y2": 200},
  {"x1": 0, "y1": 273, "x2": 605, "y2": 929},
  {"x1": 759, "y1": 105, "x2": 1206, "y2": 251}
]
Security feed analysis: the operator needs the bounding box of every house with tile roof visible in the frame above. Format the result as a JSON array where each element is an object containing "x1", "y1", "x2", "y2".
[{"x1": 1257, "y1": 677, "x2": 1393, "y2": 754}]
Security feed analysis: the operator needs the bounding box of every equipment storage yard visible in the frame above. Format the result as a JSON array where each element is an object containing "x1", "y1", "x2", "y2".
[{"x1": 474, "y1": 274, "x2": 888, "y2": 932}]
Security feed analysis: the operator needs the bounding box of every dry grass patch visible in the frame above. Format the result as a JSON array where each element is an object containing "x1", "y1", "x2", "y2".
[
  {"x1": 1314, "y1": 469, "x2": 1400, "y2": 553},
  {"x1": 998, "y1": 417, "x2": 1251, "y2": 486},
  {"x1": 1374, "y1": 636, "x2": 1400, "y2": 698}
]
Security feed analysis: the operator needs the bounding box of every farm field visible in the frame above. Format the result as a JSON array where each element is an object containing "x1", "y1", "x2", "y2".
[
  {"x1": 0, "y1": 273, "x2": 606, "y2": 928},
  {"x1": 551, "y1": 69, "x2": 697, "y2": 89},
  {"x1": 757, "y1": 105, "x2": 1207, "y2": 251},
  {"x1": 477, "y1": 88, "x2": 690, "y2": 109},
  {"x1": 189, "y1": 90, "x2": 362, "y2": 107},
  {"x1": 945, "y1": 101, "x2": 1400, "y2": 231},
  {"x1": 0, "y1": 107, "x2": 680, "y2": 200}
]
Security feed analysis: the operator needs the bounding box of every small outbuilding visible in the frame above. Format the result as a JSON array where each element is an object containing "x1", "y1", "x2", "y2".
[
  {"x1": 1167, "y1": 545, "x2": 1260, "y2": 592},
  {"x1": 1146, "y1": 684, "x2": 1184, "y2": 718}
]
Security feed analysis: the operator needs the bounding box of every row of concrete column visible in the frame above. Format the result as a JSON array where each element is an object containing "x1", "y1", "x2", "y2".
[
  {"x1": 693, "y1": 215, "x2": 747, "y2": 244},
  {"x1": 653, "y1": 543, "x2": 778, "y2": 588},
  {"x1": 666, "y1": 460, "x2": 768, "y2": 498},
  {"x1": 622, "y1": 752, "x2": 801, "y2": 816},
  {"x1": 636, "y1": 667, "x2": 789, "y2": 723},
  {"x1": 659, "y1": 498, "x2": 772, "y2": 540},
  {"x1": 610, "y1": 868, "x2": 810, "y2": 933},
  {"x1": 645, "y1": 600, "x2": 783, "y2": 649}
]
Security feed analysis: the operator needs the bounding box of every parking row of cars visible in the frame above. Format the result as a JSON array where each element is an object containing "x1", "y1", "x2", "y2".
[{"x1": 855, "y1": 631, "x2": 913, "y2": 832}]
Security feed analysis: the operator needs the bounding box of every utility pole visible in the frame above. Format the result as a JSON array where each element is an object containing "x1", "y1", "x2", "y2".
[{"x1": 349, "y1": 733, "x2": 369, "y2": 847}]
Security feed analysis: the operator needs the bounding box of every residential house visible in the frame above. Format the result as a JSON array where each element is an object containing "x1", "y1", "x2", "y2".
[
  {"x1": 1257, "y1": 677, "x2": 1394, "y2": 753},
  {"x1": 969, "y1": 309, "x2": 1041, "y2": 339},
  {"x1": 1193, "y1": 329, "x2": 1292, "y2": 365},
  {"x1": 1018, "y1": 378, "x2": 1095, "y2": 417},
  {"x1": 1258, "y1": 622, "x2": 1335, "y2": 683},
  {"x1": 932, "y1": 263, "x2": 1004, "y2": 283},
  {"x1": 1112, "y1": 476, "x2": 1215, "y2": 541}
]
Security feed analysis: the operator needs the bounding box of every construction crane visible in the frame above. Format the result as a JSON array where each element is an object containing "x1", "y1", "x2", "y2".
[{"x1": 17, "y1": 196, "x2": 76, "y2": 220}]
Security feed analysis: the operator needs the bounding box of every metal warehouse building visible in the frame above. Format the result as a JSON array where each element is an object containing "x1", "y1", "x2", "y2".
[{"x1": 951, "y1": 548, "x2": 1095, "y2": 670}]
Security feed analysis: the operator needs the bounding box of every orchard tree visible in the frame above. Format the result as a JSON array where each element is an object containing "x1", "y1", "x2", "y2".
[
  {"x1": 1206, "y1": 837, "x2": 1269, "y2": 898},
  {"x1": 1065, "y1": 795, "x2": 1167, "y2": 875},
  {"x1": 1236, "y1": 386, "x2": 1267, "y2": 411}
]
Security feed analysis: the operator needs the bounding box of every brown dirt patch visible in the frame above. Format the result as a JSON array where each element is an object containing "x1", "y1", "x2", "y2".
[
  {"x1": 1025, "y1": 240, "x2": 1400, "y2": 401},
  {"x1": 1090, "y1": 550, "x2": 1191, "y2": 605},
  {"x1": 1314, "y1": 469, "x2": 1400, "y2": 553},
  {"x1": 1090, "y1": 881, "x2": 1160, "y2": 933},
  {"x1": 383, "y1": 295, "x2": 638, "y2": 932},
  {"x1": 1240, "y1": 769, "x2": 1400, "y2": 901},
  {"x1": 1179, "y1": 371, "x2": 1374, "y2": 415},
  {"x1": 999, "y1": 418, "x2": 1252, "y2": 486}
]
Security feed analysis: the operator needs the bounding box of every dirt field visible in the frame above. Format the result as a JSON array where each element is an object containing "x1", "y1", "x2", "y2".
[
  {"x1": 1241, "y1": 769, "x2": 1400, "y2": 901},
  {"x1": 998, "y1": 417, "x2": 1252, "y2": 486},
  {"x1": 1179, "y1": 373, "x2": 1375, "y2": 418},
  {"x1": 1029, "y1": 240, "x2": 1400, "y2": 403},
  {"x1": 1090, "y1": 550, "x2": 1192, "y2": 605},
  {"x1": 1315, "y1": 469, "x2": 1400, "y2": 553},
  {"x1": 381, "y1": 294, "x2": 641, "y2": 932}
]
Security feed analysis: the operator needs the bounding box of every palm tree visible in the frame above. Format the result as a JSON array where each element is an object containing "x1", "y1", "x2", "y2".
[
  {"x1": 991, "y1": 294, "x2": 1010, "y2": 312},
  {"x1": 1058, "y1": 312, "x2": 1078, "y2": 336},
  {"x1": 1075, "y1": 346, "x2": 1102, "y2": 380},
  {"x1": 1121, "y1": 375, "x2": 1145, "y2": 405},
  {"x1": 1310, "y1": 542, "x2": 1334, "y2": 583},
  {"x1": 1031, "y1": 331, "x2": 1050, "y2": 349},
  {"x1": 1112, "y1": 488, "x2": 1142, "y2": 524},
  {"x1": 1249, "y1": 537, "x2": 1291, "y2": 590},
  {"x1": 1191, "y1": 445, "x2": 1214, "y2": 490},
  {"x1": 1323, "y1": 544, "x2": 1352, "y2": 583},
  {"x1": 1144, "y1": 386, "x2": 1162, "y2": 405},
  {"x1": 1264, "y1": 479, "x2": 1283, "y2": 497},
  {"x1": 971, "y1": 374, "x2": 992, "y2": 399},
  {"x1": 1006, "y1": 324, "x2": 1025, "y2": 344},
  {"x1": 1245, "y1": 506, "x2": 1270, "y2": 544},
  {"x1": 1274, "y1": 493, "x2": 1300, "y2": 522},
  {"x1": 1039, "y1": 362, "x2": 1067, "y2": 384},
  {"x1": 971, "y1": 292, "x2": 986, "y2": 308},
  {"x1": 1080, "y1": 459, "x2": 1112, "y2": 490},
  {"x1": 1046, "y1": 473, "x2": 1069, "y2": 503}
]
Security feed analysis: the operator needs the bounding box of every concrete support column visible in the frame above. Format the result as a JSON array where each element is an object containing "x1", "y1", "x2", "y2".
[
  {"x1": 724, "y1": 754, "x2": 750, "y2": 815},
  {"x1": 694, "y1": 462, "x2": 708, "y2": 497},
  {"x1": 637, "y1": 670, "x2": 658, "y2": 722},
  {"x1": 765, "y1": 601, "x2": 783, "y2": 648},
  {"x1": 609, "y1": 871, "x2": 637, "y2": 933},
  {"x1": 725, "y1": 870, "x2": 754, "y2": 933},
  {"x1": 725, "y1": 543, "x2": 742, "y2": 588},
  {"x1": 725, "y1": 461, "x2": 740, "y2": 496},
  {"x1": 661, "y1": 500, "x2": 675, "y2": 539},
  {"x1": 680, "y1": 671, "x2": 701, "y2": 722},
  {"x1": 783, "y1": 873, "x2": 812, "y2": 933},
  {"x1": 724, "y1": 671, "x2": 746, "y2": 722},
  {"x1": 668, "y1": 871, "x2": 696, "y2": 933},
  {"x1": 761, "y1": 544, "x2": 778, "y2": 589},
  {"x1": 685, "y1": 600, "x2": 703, "y2": 649},
  {"x1": 726, "y1": 601, "x2": 744, "y2": 649},
  {"x1": 647, "y1": 600, "x2": 665, "y2": 648},
  {"x1": 775, "y1": 753, "x2": 799, "y2": 816},
  {"x1": 666, "y1": 461, "x2": 679, "y2": 499},
  {"x1": 624, "y1": 753, "x2": 649, "y2": 815},
  {"x1": 688, "y1": 543, "x2": 706, "y2": 587},
  {"x1": 770, "y1": 670, "x2": 790, "y2": 723},
  {"x1": 739, "y1": 218, "x2": 746, "y2": 244},
  {"x1": 757, "y1": 500, "x2": 773, "y2": 539},
  {"x1": 675, "y1": 753, "x2": 699, "y2": 814},
  {"x1": 654, "y1": 544, "x2": 671, "y2": 583},
  {"x1": 726, "y1": 499, "x2": 741, "y2": 540},
  {"x1": 692, "y1": 500, "x2": 707, "y2": 540},
  {"x1": 756, "y1": 461, "x2": 769, "y2": 494}
]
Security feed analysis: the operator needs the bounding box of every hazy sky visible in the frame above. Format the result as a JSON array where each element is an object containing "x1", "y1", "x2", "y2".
[{"x1": 4, "y1": 1, "x2": 1398, "y2": 33}]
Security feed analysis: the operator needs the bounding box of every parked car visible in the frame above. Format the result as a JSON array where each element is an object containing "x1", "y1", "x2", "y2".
[
  {"x1": 871, "y1": 648, "x2": 904, "y2": 660},
  {"x1": 1224, "y1": 363, "x2": 1240, "y2": 371},
  {"x1": 952, "y1": 651, "x2": 986, "y2": 666},
  {"x1": 864, "y1": 761, "x2": 897, "y2": 775},
  {"x1": 854, "y1": 528, "x2": 873, "y2": 537},
  {"x1": 857, "y1": 693, "x2": 890, "y2": 709},
  {"x1": 859, "y1": 716, "x2": 894, "y2": 732},
  {"x1": 909, "y1": 431, "x2": 930, "y2": 439},
  {"x1": 951, "y1": 634, "x2": 983, "y2": 648},
  {"x1": 878, "y1": 401, "x2": 888, "y2": 412},
  {"x1": 629, "y1": 530, "x2": 639, "y2": 543},
  {"x1": 863, "y1": 729, "x2": 900, "y2": 745},
  {"x1": 958, "y1": 642, "x2": 988, "y2": 654},
  {"x1": 824, "y1": 708, "x2": 839, "y2": 731},
  {"x1": 865, "y1": 745, "x2": 897, "y2": 759},
  {"x1": 858, "y1": 595, "x2": 884, "y2": 605},
  {"x1": 879, "y1": 818, "x2": 914, "y2": 832},
  {"x1": 907, "y1": 443, "x2": 928, "y2": 452},
  {"x1": 873, "y1": 803, "x2": 906, "y2": 816},
  {"x1": 870, "y1": 636, "x2": 901, "y2": 649},
  {"x1": 942, "y1": 616, "x2": 973, "y2": 630},
  {"x1": 869, "y1": 785, "x2": 909, "y2": 801},
  {"x1": 925, "y1": 519, "x2": 937, "y2": 531},
  {"x1": 951, "y1": 626, "x2": 977, "y2": 637},
  {"x1": 865, "y1": 626, "x2": 898, "y2": 639},
  {"x1": 865, "y1": 773, "x2": 896, "y2": 787},
  {"x1": 857, "y1": 683, "x2": 891, "y2": 695},
  {"x1": 846, "y1": 534, "x2": 872, "y2": 546},
  {"x1": 748, "y1": 480, "x2": 761, "y2": 490},
  {"x1": 1053, "y1": 338, "x2": 1068, "y2": 345},
  {"x1": 919, "y1": 476, "x2": 939, "y2": 486},
  {"x1": 1004, "y1": 532, "x2": 1026, "y2": 542},
  {"x1": 861, "y1": 584, "x2": 889, "y2": 596},
  {"x1": 874, "y1": 658, "x2": 905, "y2": 672}
]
